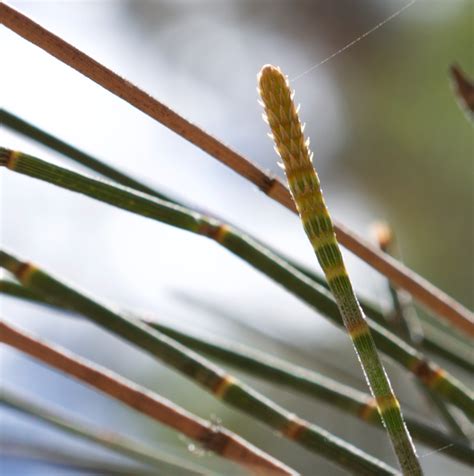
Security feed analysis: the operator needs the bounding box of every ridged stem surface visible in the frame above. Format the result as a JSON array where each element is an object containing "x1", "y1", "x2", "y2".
[{"x1": 258, "y1": 65, "x2": 422, "y2": 475}]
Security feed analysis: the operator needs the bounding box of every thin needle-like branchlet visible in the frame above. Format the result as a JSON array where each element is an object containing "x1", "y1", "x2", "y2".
[
  {"x1": 258, "y1": 65, "x2": 422, "y2": 475},
  {"x1": 0, "y1": 109, "x2": 166, "y2": 200},
  {"x1": 1, "y1": 3, "x2": 472, "y2": 337},
  {"x1": 1, "y1": 388, "x2": 207, "y2": 475},
  {"x1": 0, "y1": 279, "x2": 397, "y2": 475},
  {"x1": 1, "y1": 149, "x2": 472, "y2": 419},
  {"x1": 3, "y1": 280, "x2": 472, "y2": 467},
  {"x1": 373, "y1": 224, "x2": 470, "y2": 441},
  {"x1": 0, "y1": 320, "x2": 296, "y2": 476},
  {"x1": 3, "y1": 110, "x2": 469, "y2": 372}
]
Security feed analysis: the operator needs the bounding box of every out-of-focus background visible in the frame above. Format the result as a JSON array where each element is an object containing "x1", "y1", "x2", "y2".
[{"x1": 1, "y1": 1, "x2": 472, "y2": 474}]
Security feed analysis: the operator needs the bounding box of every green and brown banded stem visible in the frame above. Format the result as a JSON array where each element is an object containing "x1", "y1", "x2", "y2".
[
  {"x1": 2, "y1": 112, "x2": 470, "y2": 372},
  {"x1": 258, "y1": 65, "x2": 422, "y2": 475},
  {"x1": 0, "y1": 320, "x2": 295, "y2": 476},
  {"x1": 3, "y1": 280, "x2": 472, "y2": 467},
  {"x1": 0, "y1": 257, "x2": 398, "y2": 475},
  {"x1": 1, "y1": 148, "x2": 472, "y2": 420},
  {"x1": 1, "y1": 388, "x2": 207, "y2": 475}
]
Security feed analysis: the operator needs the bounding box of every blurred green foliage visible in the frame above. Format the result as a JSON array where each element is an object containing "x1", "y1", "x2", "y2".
[{"x1": 335, "y1": 4, "x2": 473, "y2": 308}]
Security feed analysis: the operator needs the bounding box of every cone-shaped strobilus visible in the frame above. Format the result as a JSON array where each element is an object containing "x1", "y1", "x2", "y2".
[{"x1": 258, "y1": 65, "x2": 422, "y2": 476}]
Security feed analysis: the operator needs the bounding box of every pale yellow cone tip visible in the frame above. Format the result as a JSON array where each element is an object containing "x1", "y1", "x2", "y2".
[
  {"x1": 258, "y1": 64, "x2": 288, "y2": 90},
  {"x1": 259, "y1": 64, "x2": 281, "y2": 76}
]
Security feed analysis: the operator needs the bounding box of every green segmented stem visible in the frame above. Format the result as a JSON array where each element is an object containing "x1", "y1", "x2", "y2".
[
  {"x1": 258, "y1": 65, "x2": 422, "y2": 475},
  {"x1": 1, "y1": 148, "x2": 472, "y2": 420},
  {"x1": 0, "y1": 254, "x2": 399, "y2": 476},
  {"x1": 1, "y1": 388, "x2": 207, "y2": 475},
  {"x1": 3, "y1": 111, "x2": 471, "y2": 372},
  {"x1": 3, "y1": 280, "x2": 473, "y2": 467}
]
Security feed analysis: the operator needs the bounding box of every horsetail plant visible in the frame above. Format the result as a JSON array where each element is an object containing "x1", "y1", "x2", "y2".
[
  {"x1": 1, "y1": 149, "x2": 472, "y2": 417},
  {"x1": 3, "y1": 280, "x2": 473, "y2": 467},
  {"x1": 3, "y1": 5, "x2": 473, "y2": 473},
  {"x1": 258, "y1": 65, "x2": 422, "y2": 475},
  {"x1": 0, "y1": 254, "x2": 399, "y2": 475},
  {"x1": 4, "y1": 109, "x2": 471, "y2": 373}
]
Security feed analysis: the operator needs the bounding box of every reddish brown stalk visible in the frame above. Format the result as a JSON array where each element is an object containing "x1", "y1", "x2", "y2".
[
  {"x1": 0, "y1": 319, "x2": 296, "y2": 476},
  {"x1": 1, "y1": 3, "x2": 472, "y2": 337}
]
